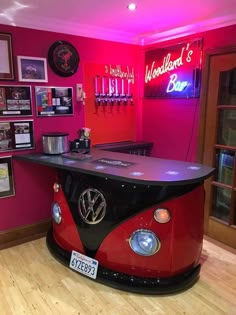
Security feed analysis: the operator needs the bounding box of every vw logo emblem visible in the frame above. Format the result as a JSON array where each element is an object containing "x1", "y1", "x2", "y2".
[{"x1": 78, "y1": 188, "x2": 106, "y2": 224}]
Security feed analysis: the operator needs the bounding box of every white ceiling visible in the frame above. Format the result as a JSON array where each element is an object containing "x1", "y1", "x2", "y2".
[{"x1": 1, "y1": 0, "x2": 236, "y2": 45}]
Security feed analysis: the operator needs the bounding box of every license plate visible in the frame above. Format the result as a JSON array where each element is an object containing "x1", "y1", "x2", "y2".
[{"x1": 69, "y1": 250, "x2": 98, "y2": 279}]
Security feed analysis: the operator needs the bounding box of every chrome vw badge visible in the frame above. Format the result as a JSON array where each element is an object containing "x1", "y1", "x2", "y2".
[{"x1": 78, "y1": 188, "x2": 106, "y2": 224}]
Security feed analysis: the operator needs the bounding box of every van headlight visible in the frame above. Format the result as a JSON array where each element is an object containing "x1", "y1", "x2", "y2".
[
  {"x1": 51, "y1": 202, "x2": 62, "y2": 224},
  {"x1": 129, "y1": 229, "x2": 160, "y2": 256},
  {"x1": 154, "y1": 208, "x2": 171, "y2": 223}
]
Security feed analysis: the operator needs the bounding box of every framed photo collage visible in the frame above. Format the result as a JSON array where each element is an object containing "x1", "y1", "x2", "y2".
[{"x1": 0, "y1": 33, "x2": 75, "y2": 198}]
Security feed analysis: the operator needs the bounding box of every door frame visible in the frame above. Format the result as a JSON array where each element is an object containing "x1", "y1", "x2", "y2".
[
  {"x1": 197, "y1": 45, "x2": 236, "y2": 162},
  {"x1": 197, "y1": 46, "x2": 236, "y2": 245}
]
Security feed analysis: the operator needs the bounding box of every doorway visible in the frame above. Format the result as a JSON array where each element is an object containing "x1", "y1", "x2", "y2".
[{"x1": 199, "y1": 47, "x2": 236, "y2": 248}]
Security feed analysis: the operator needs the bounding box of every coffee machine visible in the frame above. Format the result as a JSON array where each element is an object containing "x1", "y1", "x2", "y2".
[{"x1": 70, "y1": 128, "x2": 91, "y2": 154}]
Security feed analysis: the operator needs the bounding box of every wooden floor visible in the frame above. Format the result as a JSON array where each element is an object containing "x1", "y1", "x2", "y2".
[{"x1": 0, "y1": 238, "x2": 235, "y2": 315}]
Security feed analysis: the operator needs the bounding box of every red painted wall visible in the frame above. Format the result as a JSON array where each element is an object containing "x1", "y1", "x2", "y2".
[
  {"x1": 0, "y1": 24, "x2": 139, "y2": 231},
  {"x1": 142, "y1": 24, "x2": 236, "y2": 162},
  {"x1": 83, "y1": 63, "x2": 137, "y2": 145}
]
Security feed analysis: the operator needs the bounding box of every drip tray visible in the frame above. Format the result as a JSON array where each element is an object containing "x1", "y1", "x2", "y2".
[{"x1": 62, "y1": 152, "x2": 92, "y2": 161}]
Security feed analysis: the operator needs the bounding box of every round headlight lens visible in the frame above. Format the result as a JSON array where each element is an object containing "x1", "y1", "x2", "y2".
[
  {"x1": 129, "y1": 230, "x2": 160, "y2": 256},
  {"x1": 154, "y1": 208, "x2": 171, "y2": 223},
  {"x1": 51, "y1": 202, "x2": 62, "y2": 224}
]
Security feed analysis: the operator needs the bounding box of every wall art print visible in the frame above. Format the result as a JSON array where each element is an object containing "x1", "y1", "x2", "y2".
[
  {"x1": 35, "y1": 86, "x2": 73, "y2": 116},
  {"x1": 0, "y1": 85, "x2": 32, "y2": 116},
  {"x1": 17, "y1": 56, "x2": 48, "y2": 83},
  {"x1": 0, "y1": 120, "x2": 34, "y2": 152},
  {"x1": 0, "y1": 156, "x2": 14, "y2": 198},
  {"x1": 0, "y1": 33, "x2": 14, "y2": 80}
]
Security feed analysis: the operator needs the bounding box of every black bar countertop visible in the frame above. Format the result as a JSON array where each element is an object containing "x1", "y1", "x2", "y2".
[{"x1": 14, "y1": 149, "x2": 214, "y2": 186}]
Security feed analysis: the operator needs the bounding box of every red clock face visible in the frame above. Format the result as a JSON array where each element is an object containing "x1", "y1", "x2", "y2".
[{"x1": 48, "y1": 40, "x2": 80, "y2": 77}]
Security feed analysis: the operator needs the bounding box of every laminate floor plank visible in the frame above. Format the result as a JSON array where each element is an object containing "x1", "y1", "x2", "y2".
[{"x1": 0, "y1": 237, "x2": 235, "y2": 315}]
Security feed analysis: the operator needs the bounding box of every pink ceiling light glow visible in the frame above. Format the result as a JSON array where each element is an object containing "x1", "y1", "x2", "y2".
[{"x1": 128, "y1": 3, "x2": 137, "y2": 11}]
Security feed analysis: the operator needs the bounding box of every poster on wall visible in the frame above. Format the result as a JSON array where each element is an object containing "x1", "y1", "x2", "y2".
[
  {"x1": 17, "y1": 56, "x2": 48, "y2": 83},
  {"x1": 0, "y1": 85, "x2": 32, "y2": 116},
  {"x1": 35, "y1": 86, "x2": 73, "y2": 116},
  {"x1": 144, "y1": 39, "x2": 203, "y2": 98},
  {"x1": 0, "y1": 156, "x2": 14, "y2": 198},
  {"x1": 0, "y1": 120, "x2": 34, "y2": 152},
  {"x1": 0, "y1": 33, "x2": 14, "y2": 80}
]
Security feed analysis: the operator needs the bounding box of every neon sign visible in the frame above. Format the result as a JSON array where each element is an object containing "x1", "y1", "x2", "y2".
[
  {"x1": 105, "y1": 64, "x2": 135, "y2": 83},
  {"x1": 166, "y1": 74, "x2": 189, "y2": 93},
  {"x1": 144, "y1": 39, "x2": 202, "y2": 98}
]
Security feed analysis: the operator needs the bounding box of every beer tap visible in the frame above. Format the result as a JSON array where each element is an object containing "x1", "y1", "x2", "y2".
[
  {"x1": 120, "y1": 78, "x2": 127, "y2": 105},
  {"x1": 95, "y1": 76, "x2": 101, "y2": 105},
  {"x1": 101, "y1": 76, "x2": 108, "y2": 105}
]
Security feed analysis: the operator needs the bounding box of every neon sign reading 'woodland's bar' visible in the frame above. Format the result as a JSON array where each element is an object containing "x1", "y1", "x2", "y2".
[
  {"x1": 144, "y1": 39, "x2": 202, "y2": 98},
  {"x1": 145, "y1": 43, "x2": 193, "y2": 82}
]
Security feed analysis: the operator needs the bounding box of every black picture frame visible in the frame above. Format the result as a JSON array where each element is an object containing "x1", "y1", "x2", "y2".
[
  {"x1": 0, "y1": 156, "x2": 15, "y2": 198},
  {"x1": 0, "y1": 120, "x2": 34, "y2": 152},
  {"x1": 0, "y1": 85, "x2": 32, "y2": 117}
]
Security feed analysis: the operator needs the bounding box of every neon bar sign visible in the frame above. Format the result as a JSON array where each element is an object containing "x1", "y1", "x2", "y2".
[
  {"x1": 166, "y1": 74, "x2": 188, "y2": 92},
  {"x1": 144, "y1": 39, "x2": 202, "y2": 98},
  {"x1": 105, "y1": 64, "x2": 135, "y2": 83}
]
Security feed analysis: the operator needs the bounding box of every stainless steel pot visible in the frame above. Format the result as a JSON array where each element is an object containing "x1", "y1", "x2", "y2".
[{"x1": 42, "y1": 132, "x2": 69, "y2": 155}]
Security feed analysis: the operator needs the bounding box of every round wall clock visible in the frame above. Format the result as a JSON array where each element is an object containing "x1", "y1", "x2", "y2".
[{"x1": 48, "y1": 40, "x2": 80, "y2": 77}]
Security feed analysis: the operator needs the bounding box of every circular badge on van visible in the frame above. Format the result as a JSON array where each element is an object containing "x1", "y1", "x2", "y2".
[{"x1": 78, "y1": 188, "x2": 106, "y2": 224}]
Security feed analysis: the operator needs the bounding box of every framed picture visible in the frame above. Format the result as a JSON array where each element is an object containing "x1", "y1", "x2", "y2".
[
  {"x1": 0, "y1": 85, "x2": 32, "y2": 116},
  {"x1": 0, "y1": 156, "x2": 15, "y2": 198},
  {"x1": 35, "y1": 86, "x2": 73, "y2": 116},
  {"x1": 17, "y1": 56, "x2": 48, "y2": 82},
  {"x1": 0, "y1": 120, "x2": 34, "y2": 152},
  {"x1": 0, "y1": 33, "x2": 14, "y2": 80}
]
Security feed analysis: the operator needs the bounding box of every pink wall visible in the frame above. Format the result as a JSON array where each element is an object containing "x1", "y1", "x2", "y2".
[
  {"x1": 142, "y1": 24, "x2": 236, "y2": 162},
  {"x1": 0, "y1": 24, "x2": 139, "y2": 231}
]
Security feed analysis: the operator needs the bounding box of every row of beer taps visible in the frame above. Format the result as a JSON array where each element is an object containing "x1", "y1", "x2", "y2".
[{"x1": 94, "y1": 76, "x2": 133, "y2": 105}]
